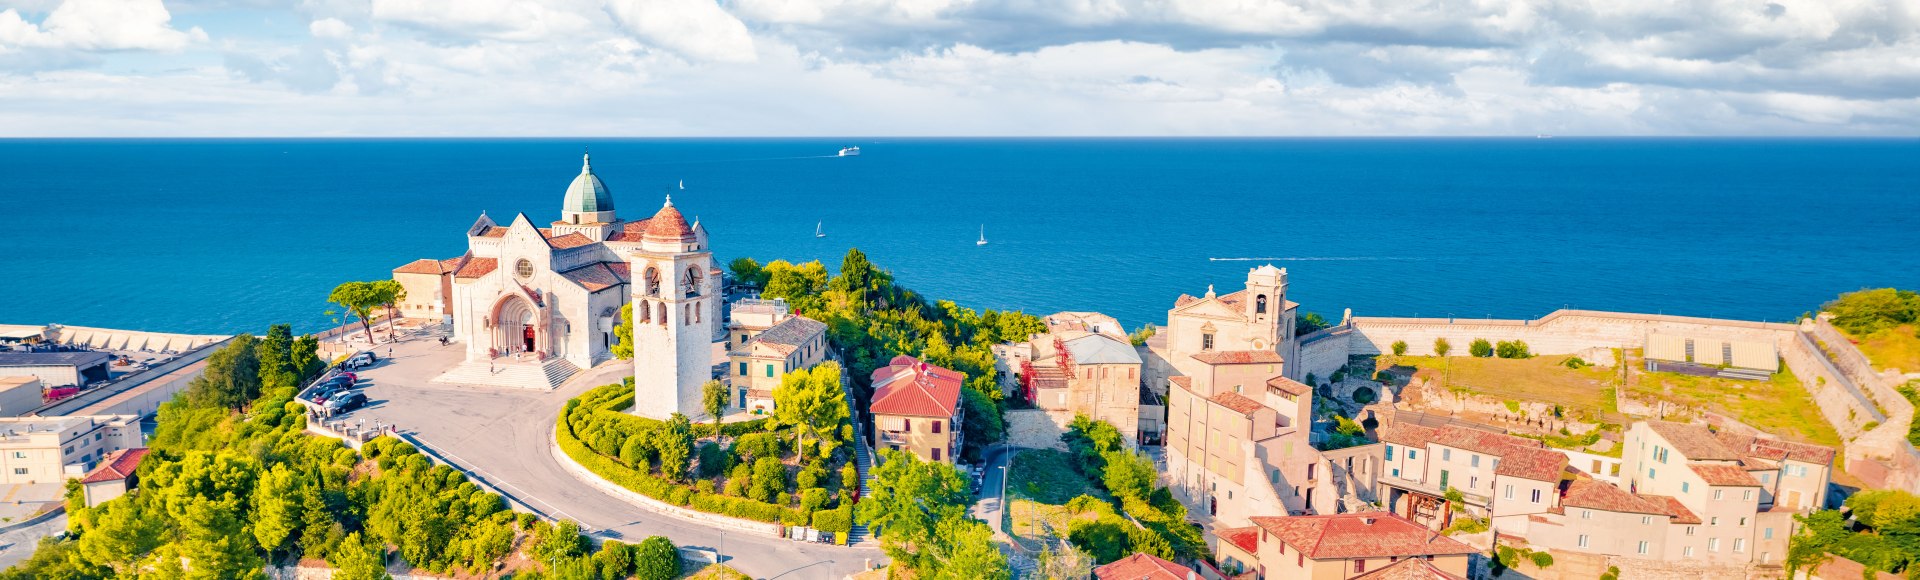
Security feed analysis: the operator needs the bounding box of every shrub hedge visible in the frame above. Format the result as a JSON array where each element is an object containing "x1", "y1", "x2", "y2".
[{"x1": 558, "y1": 384, "x2": 815, "y2": 526}]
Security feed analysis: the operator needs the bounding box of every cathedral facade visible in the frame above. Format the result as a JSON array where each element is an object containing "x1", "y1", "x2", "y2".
[{"x1": 394, "y1": 153, "x2": 720, "y2": 418}]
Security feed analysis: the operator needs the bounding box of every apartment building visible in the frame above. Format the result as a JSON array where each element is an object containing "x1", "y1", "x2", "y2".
[
  {"x1": 1004, "y1": 311, "x2": 1145, "y2": 440},
  {"x1": 723, "y1": 298, "x2": 828, "y2": 414},
  {"x1": 1214, "y1": 512, "x2": 1477, "y2": 580},
  {"x1": 869, "y1": 355, "x2": 964, "y2": 464},
  {"x1": 0, "y1": 415, "x2": 143, "y2": 484}
]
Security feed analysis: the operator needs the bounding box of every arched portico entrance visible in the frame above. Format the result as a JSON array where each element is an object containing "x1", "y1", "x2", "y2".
[{"x1": 491, "y1": 294, "x2": 543, "y2": 357}]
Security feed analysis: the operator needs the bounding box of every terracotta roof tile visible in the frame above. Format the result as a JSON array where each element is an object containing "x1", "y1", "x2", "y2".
[
  {"x1": 1691, "y1": 464, "x2": 1762, "y2": 487},
  {"x1": 547, "y1": 232, "x2": 595, "y2": 249},
  {"x1": 870, "y1": 356, "x2": 963, "y2": 418},
  {"x1": 1266, "y1": 376, "x2": 1311, "y2": 396},
  {"x1": 1379, "y1": 423, "x2": 1437, "y2": 448},
  {"x1": 1168, "y1": 376, "x2": 1193, "y2": 390},
  {"x1": 559, "y1": 262, "x2": 629, "y2": 292},
  {"x1": 1495, "y1": 447, "x2": 1568, "y2": 482},
  {"x1": 749, "y1": 316, "x2": 826, "y2": 354},
  {"x1": 454, "y1": 257, "x2": 498, "y2": 279},
  {"x1": 605, "y1": 218, "x2": 656, "y2": 242},
  {"x1": 81, "y1": 448, "x2": 148, "y2": 484},
  {"x1": 475, "y1": 226, "x2": 508, "y2": 238},
  {"x1": 1190, "y1": 350, "x2": 1285, "y2": 365},
  {"x1": 1429, "y1": 425, "x2": 1542, "y2": 457},
  {"x1": 1220, "y1": 526, "x2": 1260, "y2": 554},
  {"x1": 1646, "y1": 421, "x2": 1741, "y2": 461},
  {"x1": 1642, "y1": 494, "x2": 1701, "y2": 524},
  {"x1": 1560, "y1": 478, "x2": 1667, "y2": 515},
  {"x1": 394, "y1": 258, "x2": 448, "y2": 275},
  {"x1": 1211, "y1": 391, "x2": 1267, "y2": 416},
  {"x1": 1353, "y1": 558, "x2": 1467, "y2": 580},
  {"x1": 1094, "y1": 552, "x2": 1189, "y2": 580},
  {"x1": 1249, "y1": 513, "x2": 1478, "y2": 560},
  {"x1": 1716, "y1": 431, "x2": 1837, "y2": 466}
]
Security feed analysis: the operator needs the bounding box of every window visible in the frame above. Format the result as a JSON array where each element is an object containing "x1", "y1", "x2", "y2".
[
  {"x1": 931, "y1": 421, "x2": 942, "y2": 434},
  {"x1": 1682, "y1": 482, "x2": 1691, "y2": 493},
  {"x1": 1649, "y1": 467, "x2": 1656, "y2": 479},
  {"x1": 765, "y1": 364, "x2": 775, "y2": 377},
  {"x1": 10, "y1": 468, "x2": 23, "y2": 475},
  {"x1": 1391, "y1": 469, "x2": 1400, "y2": 477},
  {"x1": 1739, "y1": 517, "x2": 1747, "y2": 527},
  {"x1": 1711, "y1": 517, "x2": 1720, "y2": 526},
  {"x1": 1386, "y1": 445, "x2": 1395, "y2": 461},
  {"x1": 1271, "y1": 470, "x2": 1280, "y2": 484},
  {"x1": 1469, "y1": 476, "x2": 1478, "y2": 489},
  {"x1": 1354, "y1": 559, "x2": 1366, "y2": 574},
  {"x1": 94, "y1": 433, "x2": 101, "y2": 441},
  {"x1": 1686, "y1": 526, "x2": 1696, "y2": 536},
  {"x1": 1408, "y1": 450, "x2": 1418, "y2": 459},
  {"x1": 1714, "y1": 490, "x2": 1725, "y2": 500},
  {"x1": 1471, "y1": 455, "x2": 1480, "y2": 468},
  {"x1": 1577, "y1": 535, "x2": 1589, "y2": 548},
  {"x1": 1638, "y1": 541, "x2": 1649, "y2": 555},
  {"x1": 1531, "y1": 489, "x2": 1542, "y2": 503},
  {"x1": 1760, "y1": 473, "x2": 1772, "y2": 484},
  {"x1": 1734, "y1": 539, "x2": 1745, "y2": 553},
  {"x1": 515, "y1": 258, "x2": 534, "y2": 279},
  {"x1": 1442, "y1": 449, "x2": 1452, "y2": 461},
  {"x1": 1765, "y1": 528, "x2": 1774, "y2": 540},
  {"x1": 63, "y1": 446, "x2": 72, "y2": 454},
  {"x1": 1298, "y1": 553, "x2": 1304, "y2": 567},
  {"x1": 1202, "y1": 334, "x2": 1215, "y2": 350},
  {"x1": 1504, "y1": 485, "x2": 1515, "y2": 500},
  {"x1": 1581, "y1": 510, "x2": 1593, "y2": 520},
  {"x1": 932, "y1": 448, "x2": 942, "y2": 461},
  {"x1": 903, "y1": 419, "x2": 911, "y2": 431},
  {"x1": 9, "y1": 452, "x2": 21, "y2": 459},
  {"x1": 738, "y1": 363, "x2": 747, "y2": 375},
  {"x1": 1641, "y1": 516, "x2": 1652, "y2": 525},
  {"x1": 1684, "y1": 546, "x2": 1694, "y2": 557},
  {"x1": 1743, "y1": 490, "x2": 1754, "y2": 501},
  {"x1": 1709, "y1": 538, "x2": 1720, "y2": 552}
]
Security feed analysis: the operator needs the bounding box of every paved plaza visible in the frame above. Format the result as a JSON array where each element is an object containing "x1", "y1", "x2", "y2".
[{"x1": 326, "y1": 331, "x2": 884, "y2": 579}]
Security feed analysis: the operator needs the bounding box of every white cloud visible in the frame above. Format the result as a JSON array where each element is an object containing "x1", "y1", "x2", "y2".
[
  {"x1": 308, "y1": 17, "x2": 351, "y2": 39},
  {"x1": 604, "y1": 0, "x2": 757, "y2": 63},
  {"x1": 369, "y1": 0, "x2": 598, "y2": 41},
  {"x1": 0, "y1": 0, "x2": 205, "y2": 52}
]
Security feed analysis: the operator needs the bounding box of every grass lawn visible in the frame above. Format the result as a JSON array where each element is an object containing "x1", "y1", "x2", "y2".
[
  {"x1": 1396, "y1": 355, "x2": 1620, "y2": 418},
  {"x1": 1846, "y1": 324, "x2": 1920, "y2": 375},
  {"x1": 1632, "y1": 369, "x2": 1842, "y2": 448},
  {"x1": 1004, "y1": 448, "x2": 1105, "y2": 551},
  {"x1": 682, "y1": 564, "x2": 751, "y2": 579}
]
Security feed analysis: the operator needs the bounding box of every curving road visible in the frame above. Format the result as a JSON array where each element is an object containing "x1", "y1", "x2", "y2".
[{"x1": 339, "y1": 339, "x2": 884, "y2": 579}]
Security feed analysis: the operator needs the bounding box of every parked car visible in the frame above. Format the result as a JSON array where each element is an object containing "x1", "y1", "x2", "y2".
[
  {"x1": 346, "y1": 352, "x2": 377, "y2": 369},
  {"x1": 323, "y1": 392, "x2": 367, "y2": 413},
  {"x1": 333, "y1": 371, "x2": 357, "y2": 383}
]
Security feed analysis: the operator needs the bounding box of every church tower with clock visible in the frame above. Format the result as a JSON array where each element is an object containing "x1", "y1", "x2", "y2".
[{"x1": 628, "y1": 196, "x2": 718, "y2": 420}]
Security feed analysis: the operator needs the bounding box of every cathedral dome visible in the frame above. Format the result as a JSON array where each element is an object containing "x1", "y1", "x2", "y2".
[
  {"x1": 644, "y1": 196, "x2": 695, "y2": 241},
  {"x1": 562, "y1": 153, "x2": 615, "y2": 216}
]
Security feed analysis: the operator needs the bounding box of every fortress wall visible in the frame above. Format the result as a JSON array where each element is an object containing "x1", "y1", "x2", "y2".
[
  {"x1": 1344, "y1": 310, "x2": 1799, "y2": 358},
  {"x1": 1295, "y1": 328, "x2": 1353, "y2": 382}
]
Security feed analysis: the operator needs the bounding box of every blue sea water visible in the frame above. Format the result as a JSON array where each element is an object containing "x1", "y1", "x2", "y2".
[{"x1": 1, "y1": 138, "x2": 1916, "y2": 336}]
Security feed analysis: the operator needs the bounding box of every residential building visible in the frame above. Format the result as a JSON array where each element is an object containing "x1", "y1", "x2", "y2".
[
  {"x1": 1005, "y1": 311, "x2": 1145, "y2": 440},
  {"x1": 869, "y1": 355, "x2": 964, "y2": 464},
  {"x1": 80, "y1": 447, "x2": 149, "y2": 507},
  {"x1": 1377, "y1": 422, "x2": 1565, "y2": 528},
  {"x1": 1095, "y1": 552, "x2": 1195, "y2": 580},
  {"x1": 0, "y1": 415, "x2": 143, "y2": 484},
  {"x1": 1214, "y1": 512, "x2": 1477, "y2": 580},
  {"x1": 724, "y1": 298, "x2": 829, "y2": 414}
]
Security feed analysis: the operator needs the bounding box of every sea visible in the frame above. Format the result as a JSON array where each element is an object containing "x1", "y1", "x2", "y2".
[{"x1": 2, "y1": 138, "x2": 1916, "y2": 336}]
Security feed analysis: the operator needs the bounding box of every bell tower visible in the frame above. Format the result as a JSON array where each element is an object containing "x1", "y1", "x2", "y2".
[
  {"x1": 1244, "y1": 265, "x2": 1286, "y2": 351},
  {"x1": 628, "y1": 195, "x2": 715, "y2": 420}
]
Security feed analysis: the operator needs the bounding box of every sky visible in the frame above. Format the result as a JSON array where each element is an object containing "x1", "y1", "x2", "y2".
[{"x1": 0, "y1": 0, "x2": 1916, "y2": 136}]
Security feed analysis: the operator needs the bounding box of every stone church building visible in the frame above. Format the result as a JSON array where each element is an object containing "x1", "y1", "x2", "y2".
[{"x1": 393, "y1": 153, "x2": 722, "y2": 417}]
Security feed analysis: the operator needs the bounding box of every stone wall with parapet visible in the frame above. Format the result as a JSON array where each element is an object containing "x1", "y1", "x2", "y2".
[
  {"x1": 1296, "y1": 309, "x2": 1916, "y2": 492},
  {"x1": 1004, "y1": 409, "x2": 1072, "y2": 451}
]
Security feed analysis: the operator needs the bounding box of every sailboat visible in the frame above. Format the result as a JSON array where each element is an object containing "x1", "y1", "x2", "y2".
[
  {"x1": 815, "y1": 221, "x2": 826, "y2": 238},
  {"x1": 976, "y1": 225, "x2": 988, "y2": 246}
]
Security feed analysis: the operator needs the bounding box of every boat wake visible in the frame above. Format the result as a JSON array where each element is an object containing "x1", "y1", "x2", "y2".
[{"x1": 1208, "y1": 257, "x2": 1424, "y2": 262}]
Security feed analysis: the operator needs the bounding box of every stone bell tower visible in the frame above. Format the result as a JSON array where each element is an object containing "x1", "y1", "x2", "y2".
[{"x1": 628, "y1": 195, "x2": 716, "y2": 420}]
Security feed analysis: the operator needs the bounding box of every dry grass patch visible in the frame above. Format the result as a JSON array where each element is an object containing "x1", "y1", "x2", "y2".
[
  {"x1": 1398, "y1": 355, "x2": 1619, "y2": 417},
  {"x1": 1847, "y1": 324, "x2": 1920, "y2": 374},
  {"x1": 1632, "y1": 369, "x2": 1841, "y2": 448},
  {"x1": 1004, "y1": 448, "x2": 1105, "y2": 551}
]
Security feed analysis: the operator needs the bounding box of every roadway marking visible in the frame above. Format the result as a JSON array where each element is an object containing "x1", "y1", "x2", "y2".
[{"x1": 0, "y1": 485, "x2": 16, "y2": 503}]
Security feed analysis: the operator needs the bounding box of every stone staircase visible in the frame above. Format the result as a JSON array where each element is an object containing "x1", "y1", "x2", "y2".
[
  {"x1": 840, "y1": 352, "x2": 875, "y2": 547},
  {"x1": 430, "y1": 357, "x2": 580, "y2": 390}
]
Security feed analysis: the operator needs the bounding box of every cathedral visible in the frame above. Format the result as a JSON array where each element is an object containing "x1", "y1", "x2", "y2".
[{"x1": 392, "y1": 153, "x2": 721, "y2": 419}]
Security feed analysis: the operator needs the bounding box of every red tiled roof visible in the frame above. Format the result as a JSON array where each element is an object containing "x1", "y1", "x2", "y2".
[
  {"x1": 1211, "y1": 391, "x2": 1267, "y2": 416},
  {"x1": 1646, "y1": 421, "x2": 1741, "y2": 461},
  {"x1": 1379, "y1": 423, "x2": 1437, "y2": 448},
  {"x1": 547, "y1": 232, "x2": 595, "y2": 249},
  {"x1": 1643, "y1": 494, "x2": 1702, "y2": 524},
  {"x1": 1496, "y1": 447, "x2": 1569, "y2": 482},
  {"x1": 1266, "y1": 376, "x2": 1311, "y2": 396},
  {"x1": 1249, "y1": 513, "x2": 1478, "y2": 560},
  {"x1": 394, "y1": 258, "x2": 448, "y2": 275},
  {"x1": 454, "y1": 257, "x2": 498, "y2": 279},
  {"x1": 560, "y1": 262, "x2": 629, "y2": 292},
  {"x1": 644, "y1": 201, "x2": 694, "y2": 240},
  {"x1": 870, "y1": 356, "x2": 963, "y2": 418},
  {"x1": 1560, "y1": 478, "x2": 1667, "y2": 516},
  {"x1": 1219, "y1": 526, "x2": 1260, "y2": 554},
  {"x1": 1094, "y1": 552, "x2": 1189, "y2": 580},
  {"x1": 475, "y1": 226, "x2": 508, "y2": 238},
  {"x1": 1716, "y1": 431, "x2": 1837, "y2": 466},
  {"x1": 81, "y1": 448, "x2": 149, "y2": 484},
  {"x1": 1691, "y1": 464, "x2": 1762, "y2": 487},
  {"x1": 605, "y1": 218, "x2": 657, "y2": 242},
  {"x1": 1168, "y1": 376, "x2": 1193, "y2": 390},
  {"x1": 1429, "y1": 425, "x2": 1542, "y2": 457},
  {"x1": 1190, "y1": 350, "x2": 1285, "y2": 365},
  {"x1": 1029, "y1": 366, "x2": 1069, "y2": 389},
  {"x1": 1353, "y1": 558, "x2": 1467, "y2": 580}
]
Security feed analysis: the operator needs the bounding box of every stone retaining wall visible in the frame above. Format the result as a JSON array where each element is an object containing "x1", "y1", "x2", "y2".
[{"x1": 1005, "y1": 409, "x2": 1071, "y2": 451}]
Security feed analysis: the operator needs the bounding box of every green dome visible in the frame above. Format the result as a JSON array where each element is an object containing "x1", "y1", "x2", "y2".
[{"x1": 563, "y1": 153, "x2": 614, "y2": 215}]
